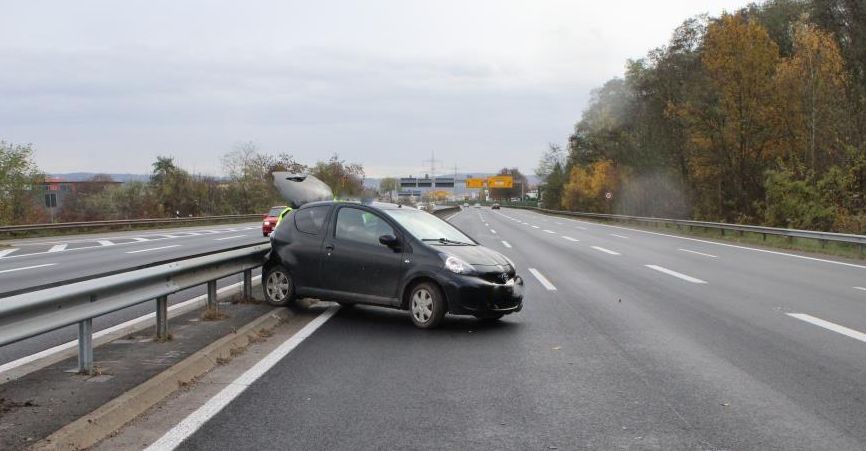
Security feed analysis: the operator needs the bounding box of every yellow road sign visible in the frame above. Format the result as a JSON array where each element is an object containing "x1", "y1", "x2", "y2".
[
  {"x1": 465, "y1": 178, "x2": 485, "y2": 188},
  {"x1": 487, "y1": 176, "x2": 513, "y2": 188}
]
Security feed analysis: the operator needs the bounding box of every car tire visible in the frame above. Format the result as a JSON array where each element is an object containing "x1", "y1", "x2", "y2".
[
  {"x1": 408, "y1": 282, "x2": 446, "y2": 329},
  {"x1": 263, "y1": 264, "x2": 295, "y2": 307},
  {"x1": 475, "y1": 313, "x2": 504, "y2": 322}
]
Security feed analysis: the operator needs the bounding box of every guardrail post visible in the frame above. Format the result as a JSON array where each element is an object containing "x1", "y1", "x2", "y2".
[
  {"x1": 77, "y1": 319, "x2": 93, "y2": 374},
  {"x1": 243, "y1": 269, "x2": 253, "y2": 300},
  {"x1": 156, "y1": 295, "x2": 168, "y2": 339},
  {"x1": 207, "y1": 280, "x2": 218, "y2": 310}
]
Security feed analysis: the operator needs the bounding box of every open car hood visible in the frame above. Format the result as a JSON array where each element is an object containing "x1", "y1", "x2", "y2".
[{"x1": 272, "y1": 173, "x2": 333, "y2": 208}]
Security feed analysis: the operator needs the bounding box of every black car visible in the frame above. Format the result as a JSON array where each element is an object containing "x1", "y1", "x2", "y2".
[{"x1": 262, "y1": 201, "x2": 524, "y2": 328}]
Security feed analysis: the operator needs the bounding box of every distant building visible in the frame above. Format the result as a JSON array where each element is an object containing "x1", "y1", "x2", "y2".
[
  {"x1": 33, "y1": 178, "x2": 122, "y2": 212},
  {"x1": 398, "y1": 176, "x2": 456, "y2": 200}
]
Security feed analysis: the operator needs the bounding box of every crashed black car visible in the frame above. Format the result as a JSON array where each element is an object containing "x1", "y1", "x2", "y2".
[{"x1": 262, "y1": 201, "x2": 524, "y2": 328}]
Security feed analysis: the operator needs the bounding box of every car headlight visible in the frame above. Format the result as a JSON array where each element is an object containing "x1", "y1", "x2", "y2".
[{"x1": 443, "y1": 255, "x2": 475, "y2": 274}]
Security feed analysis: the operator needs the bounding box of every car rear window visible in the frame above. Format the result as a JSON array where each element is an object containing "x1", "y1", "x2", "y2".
[
  {"x1": 294, "y1": 205, "x2": 329, "y2": 235},
  {"x1": 268, "y1": 207, "x2": 286, "y2": 216}
]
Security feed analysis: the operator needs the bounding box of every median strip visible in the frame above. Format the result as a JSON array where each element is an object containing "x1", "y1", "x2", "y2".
[
  {"x1": 787, "y1": 313, "x2": 866, "y2": 344},
  {"x1": 644, "y1": 265, "x2": 707, "y2": 284},
  {"x1": 528, "y1": 268, "x2": 557, "y2": 290}
]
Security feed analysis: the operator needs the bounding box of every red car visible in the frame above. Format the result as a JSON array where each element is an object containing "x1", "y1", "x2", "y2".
[{"x1": 262, "y1": 205, "x2": 288, "y2": 236}]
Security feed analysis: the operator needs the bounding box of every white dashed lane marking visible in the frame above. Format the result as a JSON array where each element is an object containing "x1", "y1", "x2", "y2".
[
  {"x1": 678, "y1": 249, "x2": 718, "y2": 258},
  {"x1": 591, "y1": 246, "x2": 621, "y2": 256},
  {"x1": 215, "y1": 235, "x2": 246, "y2": 241},
  {"x1": 528, "y1": 268, "x2": 557, "y2": 291},
  {"x1": 787, "y1": 313, "x2": 866, "y2": 344},
  {"x1": 501, "y1": 241, "x2": 512, "y2": 248},
  {"x1": 48, "y1": 244, "x2": 67, "y2": 253},
  {"x1": 98, "y1": 240, "x2": 114, "y2": 246},
  {"x1": 0, "y1": 263, "x2": 56, "y2": 274},
  {"x1": 125, "y1": 245, "x2": 181, "y2": 254},
  {"x1": 0, "y1": 248, "x2": 19, "y2": 258},
  {"x1": 645, "y1": 265, "x2": 707, "y2": 284},
  {"x1": 562, "y1": 236, "x2": 579, "y2": 242}
]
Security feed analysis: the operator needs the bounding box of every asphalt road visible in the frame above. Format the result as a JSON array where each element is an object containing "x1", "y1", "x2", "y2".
[
  {"x1": 169, "y1": 207, "x2": 866, "y2": 450},
  {"x1": 0, "y1": 222, "x2": 268, "y2": 367}
]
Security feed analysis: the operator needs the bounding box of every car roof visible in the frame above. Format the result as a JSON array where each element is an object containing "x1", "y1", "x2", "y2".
[{"x1": 299, "y1": 200, "x2": 408, "y2": 211}]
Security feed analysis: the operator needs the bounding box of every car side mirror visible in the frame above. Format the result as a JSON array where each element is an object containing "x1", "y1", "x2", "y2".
[{"x1": 379, "y1": 234, "x2": 400, "y2": 249}]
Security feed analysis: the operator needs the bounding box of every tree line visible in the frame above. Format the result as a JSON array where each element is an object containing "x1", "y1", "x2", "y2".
[
  {"x1": 0, "y1": 140, "x2": 366, "y2": 225},
  {"x1": 538, "y1": 0, "x2": 866, "y2": 233}
]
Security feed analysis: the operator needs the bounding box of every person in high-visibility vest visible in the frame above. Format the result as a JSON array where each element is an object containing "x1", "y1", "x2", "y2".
[{"x1": 275, "y1": 206, "x2": 293, "y2": 227}]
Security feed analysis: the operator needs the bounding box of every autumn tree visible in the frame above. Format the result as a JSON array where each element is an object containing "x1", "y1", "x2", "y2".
[
  {"x1": 310, "y1": 154, "x2": 365, "y2": 198},
  {"x1": 773, "y1": 21, "x2": 849, "y2": 172}
]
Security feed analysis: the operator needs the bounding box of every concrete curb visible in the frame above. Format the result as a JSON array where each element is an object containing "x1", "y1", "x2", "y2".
[{"x1": 31, "y1": 307, "x2": 289, "y2": 451}]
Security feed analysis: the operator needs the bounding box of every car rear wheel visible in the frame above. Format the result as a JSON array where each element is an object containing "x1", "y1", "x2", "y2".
[
  {"x1": 263, "y1": 265, "x2": 294, "y2": 307},
  {"x1": 408, "y1": 282, "x2": 446, "y2": 329}
]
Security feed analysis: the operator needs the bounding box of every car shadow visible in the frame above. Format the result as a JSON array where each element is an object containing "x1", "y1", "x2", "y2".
[{"x1": 325, "y1": 302, "x2": 522, "y2": 335}]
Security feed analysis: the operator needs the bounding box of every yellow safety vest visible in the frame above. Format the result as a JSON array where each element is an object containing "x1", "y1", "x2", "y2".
[{"x1": 275, "y1": 207, "x2": 292, "y2": 226}]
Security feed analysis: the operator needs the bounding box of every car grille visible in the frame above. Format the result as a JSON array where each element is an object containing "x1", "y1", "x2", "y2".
[{"x1": 478, "y1": 267, "x2": 515, "y2": 285}]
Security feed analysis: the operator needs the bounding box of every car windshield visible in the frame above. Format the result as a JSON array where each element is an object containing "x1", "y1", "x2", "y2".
[{"x1": 384, "y1": 209, "x2": 474, "y2": 245}]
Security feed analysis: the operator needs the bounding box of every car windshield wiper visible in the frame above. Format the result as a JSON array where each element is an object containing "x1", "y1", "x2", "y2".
[{"x1": 421, "y1": 238, "x2": 473, "y2": 246}]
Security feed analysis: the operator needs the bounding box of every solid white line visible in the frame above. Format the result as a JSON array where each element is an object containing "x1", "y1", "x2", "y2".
[
  {"x1": 490, "y1": 229, "x2": 497, "y2": 234},
  {"x1": 562, "y1": 236, "x2": 579, "y2": 242},
  {"x1": 98, "y1": 240, "x2": 114, "y2": 246},
  {"x1": 48, "y1": 244, "x2": 67, "y2": 253},
  {"x1": 0, "y1": 277, "x2": 261, "y2": 377},
  {"x1": 0, "y1": 248, "x2": 19, "y2": 258},
  {"x1": 787, "y1": 313, "x2": 866, "y2": 344},
  {"x1": 125, "y1": 245, "x2": 181, "y2": 254},
  {"x1": 146, "y1": 306, "x2": 340, "y2": 451},
  {"x1": 591, "y1": 246, "x2": 620, "y2": 256},
  {"x1": 0, "y1": 263, "x2": 56, "y2": 274},
  {"x1": 543, "y1": 229, "x2": 555, "y2": 234},
  {"x1": 645, "y1": 265, "x2": 707, "y2": 284},
  {"x1": 501, "y1": 241, "x2": 512, "y2": 248},
  {"x1": 215, "y1": 235, "x2": 245, "y2": 241},
  {"x1": 678, "y1": 248, "x2": 718, "y2": 258},
  {"x1": 528, "y1": 268, "x2": 556, "y2": 290},
  {"x1": 854, "y1": 287, "x2": 866, "y2": 292},
  {"x1": 610, "y1": 234, "x2": 629, "y2": 239}
]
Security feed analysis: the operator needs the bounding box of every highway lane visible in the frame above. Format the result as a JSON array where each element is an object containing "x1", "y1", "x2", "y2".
[
  {"x1": 0, "y1": 221, "x2": 268, "y2": 369},
  {"x1": 0, "y1": 222, "x2": 267, "y2": 293},
  {"x1": 166, "y1": 207, "x2": 866, "y2": 450}
]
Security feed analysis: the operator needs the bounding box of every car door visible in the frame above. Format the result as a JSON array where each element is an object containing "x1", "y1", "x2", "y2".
[
  {"x1": 274, "y1": 204, "x2": 331, "y2": 289},
  {"x1": 320, "y1": 206, "x2": 404, "y2": 303}
]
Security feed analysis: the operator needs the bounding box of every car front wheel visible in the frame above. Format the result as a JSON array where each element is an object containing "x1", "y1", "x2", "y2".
[
  {"x1": 263, "y1": 264, "x2": 295, "y2": 306},
  {"x1": 408, "y1": 282, "x2": 446, "y2": 329}
]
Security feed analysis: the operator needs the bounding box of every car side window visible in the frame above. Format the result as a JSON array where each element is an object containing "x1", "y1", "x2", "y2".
[
  {"x1": 294, "y1": 205, "x2": 329, "y2": 235},
  {"x1": 335, "y1": 207, "x2": 395, "y2": 246}
]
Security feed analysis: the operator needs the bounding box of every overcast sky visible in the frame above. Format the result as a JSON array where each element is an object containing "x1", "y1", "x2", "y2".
[{"x1": 2, "y1": 0, "x2": 751, "y2": 178}]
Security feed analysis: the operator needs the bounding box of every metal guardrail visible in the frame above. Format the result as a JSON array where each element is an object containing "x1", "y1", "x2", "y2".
[
  {"x1": 0, "y1": 243, "x2": 269, "y2": 373},
  {"x1": 508, "y1": 205, "x2": 866, "y2": 251},
  {"x1": 0, "y1": 214, "x2": 264, "y2": 234}
]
